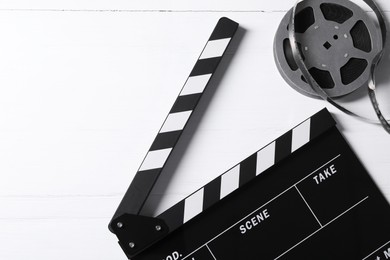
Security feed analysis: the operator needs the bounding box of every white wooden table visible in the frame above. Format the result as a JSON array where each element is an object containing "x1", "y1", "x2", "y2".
[{"x1": 1, "y1": 1, "x2": 389, "y2": 259}]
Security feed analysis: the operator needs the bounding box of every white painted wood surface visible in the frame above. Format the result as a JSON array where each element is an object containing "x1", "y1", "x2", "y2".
[{"x1": 0, "y1": 1, "x2": 389, "y2": 259}]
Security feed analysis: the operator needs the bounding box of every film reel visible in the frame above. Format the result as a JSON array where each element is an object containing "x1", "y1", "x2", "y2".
[{"x1": 274, "y1": 0, "x2": 383, "y2": 98}]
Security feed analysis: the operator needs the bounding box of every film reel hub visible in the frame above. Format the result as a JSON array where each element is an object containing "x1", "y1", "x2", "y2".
[{"x1": 274, "y1": 0, "x2": 382, "y2": 98}]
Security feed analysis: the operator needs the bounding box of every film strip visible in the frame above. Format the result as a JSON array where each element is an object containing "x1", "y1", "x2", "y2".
[
  {"x1": 286, "y1": 0, "x2": 390, "y2": 133},
  {"x1": 109, "y1": 17, "x2": 239, "y2": 258}
]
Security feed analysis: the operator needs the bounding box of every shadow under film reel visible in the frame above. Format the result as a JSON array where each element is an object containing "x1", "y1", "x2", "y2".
[{"x1": 274, "y1": 0, "x2": 383, "y2": 98}]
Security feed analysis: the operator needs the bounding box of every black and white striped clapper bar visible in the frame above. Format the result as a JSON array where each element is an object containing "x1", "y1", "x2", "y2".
[{"x1": 109, "y1": 17, "x2": 240, "y2": 257}]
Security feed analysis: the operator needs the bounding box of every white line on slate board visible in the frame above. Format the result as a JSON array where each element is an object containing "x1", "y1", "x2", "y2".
[
  {"x1": 362, "y1": 240, "x2": 390, "y2": 260},
  {"x1": 206, "y1": 244, "x2": 217, "y2": 260},
  {"x1": 294, "y1": 185, "x2": 323, "y2": 227},
  {"x1": 274, "y1": 196, "x2": 370, "y2": 260},
  {"x1": 295, "y1": 154, "x2": 341, "y2": 186}
]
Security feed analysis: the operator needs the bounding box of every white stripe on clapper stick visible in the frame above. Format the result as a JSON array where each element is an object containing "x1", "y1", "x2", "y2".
[
  {"x1": 200, "y1": 38, "x2": 231, "y2": 59},
  {"x1": 256, "y1": 141, "x2": 276, "y2": 176},
  {"x1": 180, "y1": 74, "x2": 212, "y2": 96},
  {"x1": 139, "y1": 148, "x2": 172, "y2": 171},
  {"x1": 220, "y1": 165, "x2": 240, "y2": 199},
  {"x1": 291, "y1": 119, "x2": 311, "y2": 152},
  {"x1": 183, "y1": 188, "x2": 204, "y2": 223},
  {"x1": 160, "y1": 111, "x2": 192, "y2": 133}
]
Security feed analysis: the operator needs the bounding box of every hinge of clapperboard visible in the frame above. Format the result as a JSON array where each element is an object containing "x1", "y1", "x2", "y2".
[{"x1": 109, "y1": 17, "x2": 337, "y2": 259}]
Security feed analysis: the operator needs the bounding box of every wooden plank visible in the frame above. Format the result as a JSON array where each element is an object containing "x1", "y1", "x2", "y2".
[
  {"x1": 0, "y1": 219, "x2": 124, "y2": 260},
  {"x1": 0, "y1": 197, "x2": 118, "y2": 220}
]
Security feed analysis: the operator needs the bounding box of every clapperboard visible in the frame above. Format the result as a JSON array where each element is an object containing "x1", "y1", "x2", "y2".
[{"x1": 109, "y1": 18, "x2": 390, "y2": 260}]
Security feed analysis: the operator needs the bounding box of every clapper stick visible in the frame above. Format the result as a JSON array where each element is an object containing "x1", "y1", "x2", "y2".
[{"x1": 109, "y1": 17, "x2": 239, "y2": 258}]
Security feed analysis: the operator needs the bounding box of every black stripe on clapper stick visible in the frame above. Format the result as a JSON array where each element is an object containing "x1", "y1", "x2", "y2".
[
  {"x1": 109, "y1": 17, "x2": 239, "y2": 259},
  {"x1": 170, "y1": 94, "x2": 202, "y2": 113},
  {"x1": 239, "y1": 153, "x2": 257, "y2": 187},
  {"x1": 275, "y1": 130, "x2": 293, "y2": 163},
  {"x1": 150, "y1": 131, "x2": 182, "y2": 151},
  {"x1": 203, "y1": 177, "x2": 222, "y2": 210}
]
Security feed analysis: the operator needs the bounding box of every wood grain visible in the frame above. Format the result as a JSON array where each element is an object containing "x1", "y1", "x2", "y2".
[{"x1": 0, "y1": 1, "x2": 389, "y2": 259}]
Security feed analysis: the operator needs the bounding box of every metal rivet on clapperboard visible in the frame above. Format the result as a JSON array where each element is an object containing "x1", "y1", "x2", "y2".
[
  {"x1": 129, "y1": 242, "x2": 135, "y2": 248},
  {"x1": 117, "y1": 222, "x2": 123, "y2": 228},
  {"x1": 155, "y1": 225, "x2": 162, "y2": 231}
]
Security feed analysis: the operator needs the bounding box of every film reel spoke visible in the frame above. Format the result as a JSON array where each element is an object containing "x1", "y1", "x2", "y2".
[
  {"x1": 349, "y1": 48, "x2": 372, "y2": 61},
  {"x1": 311, "y1": 2, "x2": 328, "y2": 26},
  {"x1": 329, "y1": 65, "x2": 344, "y2": 88},
  {"x1": 341, "y1": 15, "x2": 360, "y2": 33}
]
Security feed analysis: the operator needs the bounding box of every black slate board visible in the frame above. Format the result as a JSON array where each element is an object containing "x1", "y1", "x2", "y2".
[{"x1": 133, "y1": 113, "x2": 390, "y2": 260}]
